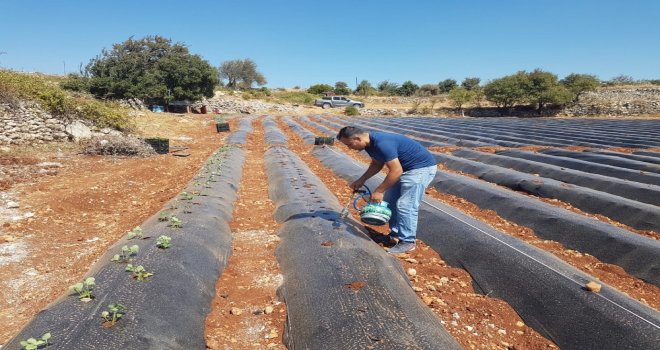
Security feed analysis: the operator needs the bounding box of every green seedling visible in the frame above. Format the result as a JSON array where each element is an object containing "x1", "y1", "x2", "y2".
[
  {"x1": 111, "y1": 245, "x2": 139, "y2": 263},
  {"x1": 168, "y1": 216, "x2": 182, "y2": 228},
  {"x1": 101, "y1": 303, "x2": 127, "y2": 327},
  {"x1": 20, "y1": 332, "x2": 51, "y2": 350},
  {"x1": 69, "y1": 277, "x2": 95, "y2": 302},
  {"x1": 127, "y1": 226, "x2": 143, "y2": 239},
  {"x1": 125, "y1": 264, "x2": 153, "y2": 281},
  {"x1": 159, "y1": 211, "x2": 171, "y2": 221},
  {"x1": 180, "y1": 192, "x2": 194, "y2": 200},
  {"x1": 156, "y1": 235, "x2": 171, "y2": 249}
]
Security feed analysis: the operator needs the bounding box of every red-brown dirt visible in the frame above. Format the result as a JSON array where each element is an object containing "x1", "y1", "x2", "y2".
[{"x1": 204, "y1": 119, "x2": 287, "y2": 349}]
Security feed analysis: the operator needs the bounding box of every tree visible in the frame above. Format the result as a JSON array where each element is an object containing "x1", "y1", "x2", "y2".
[
  {"x1": 419, "y1": 84, "x2": 440, "y2": 96},
  {"x1": 355, "y1": 80, "x2": 374, "y2": 96},
  {"x1": 219, "y1": 58, "x2": 266, "y2": 89},
  {"x1": 561, "y1": 73, "x2": 600, "y2": 102},
  {"x1": 448, "y1": 87, "x2": 476, "y2": 112},
  {"x1": 307, "y1": 83, "x2": 334, "y2": 95},
  {"x1": 483, "y1": 72, "x2": 529, "y2": 108},
  {"x1": 398, "y1": 80, "x2": 419, "y2": 96},
  {"x1": 461, "y1": 77, "x2": 481, "y2": 91},
  {"x1": 438, "y1": 79, "x2": 458, "y2": 93},
  {"x1": 527, "y1": 69, "x2": 573, "y2": 110},
  {"x1": 85, "y1": 35, "x2": 218, "y2": 104},
  {"x1": 377, "y1": 80, "x2": 399, "y2": 96},
  {"x1": 334, "y1": 81, "x2": 351, "y2": 95},
  {"x1": 607, "y1": 75, "x2": 636, "y2": 86}
]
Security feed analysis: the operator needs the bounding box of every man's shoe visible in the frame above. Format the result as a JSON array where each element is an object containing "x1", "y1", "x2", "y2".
[
  {"x1": 388, "y1": 241, "x2": 416, "y2": 254},
  {"x1": 372, "y1": 234, "x2": 397, "y2": 247}
]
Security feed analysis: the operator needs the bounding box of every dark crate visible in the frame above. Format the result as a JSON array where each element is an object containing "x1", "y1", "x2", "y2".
[{"x1": 216, "y1": 122, "x2": 230, "y2": 132}]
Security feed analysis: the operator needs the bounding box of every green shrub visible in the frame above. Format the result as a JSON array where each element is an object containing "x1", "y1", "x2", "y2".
[
  {"x1": 345, "y1": 106, "x2": 360, "y2": 116},
  {"x1": 307, "y1": 84, "x2": 333, "y2": 95},
  {"x1": 241, "y1": 88, "x2": 271, "y2": 100},
  {"x1": 0, "y1": 70, "x2": 133, "y2": 130},
  {"x1": 60, "y1": 74, "x2": 92, "y2": 92},
  {"x1": 76, "y1": 98, "x2": 134, "y2": 130},
  {"x1": 273, "y1": 91, "x2": 316, "y2": 105}
]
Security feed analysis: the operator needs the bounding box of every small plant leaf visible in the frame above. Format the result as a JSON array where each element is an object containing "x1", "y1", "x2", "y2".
[
  {"x1": 80, "y1": 297, "x2": 92, "y2": 302},
  {"x1": 42, "y1": 332, "x2": 51, "y2": 340}
]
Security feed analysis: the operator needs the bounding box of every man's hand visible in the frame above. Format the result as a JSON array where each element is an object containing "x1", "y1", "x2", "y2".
[
  {"x1": 350, "y1": 179, "x2": 365, "y2": 191},
  {"x1": 370, "y1": 190, "x2": 384, "y2": 203}
]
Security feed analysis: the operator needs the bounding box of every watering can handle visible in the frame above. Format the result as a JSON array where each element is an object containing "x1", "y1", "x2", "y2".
[{"x1": 352, "y1": 185, "x2": 372, "y2": 211}]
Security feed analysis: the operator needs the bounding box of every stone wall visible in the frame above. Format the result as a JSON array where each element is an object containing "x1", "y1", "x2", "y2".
[
  {"x1": 202, "y1": 94, "x2": 302, "y2": 114},
  {"x1": 563, "y1": 88, "x2": 660, "y2": 116},
  {"x1": 0, "y1": 100, "x2": 71, "y2": 145}
]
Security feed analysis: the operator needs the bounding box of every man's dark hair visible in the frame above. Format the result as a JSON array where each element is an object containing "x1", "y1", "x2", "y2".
[{"x1": 336, "y1": 126, "x2": 366, "y2": 140}]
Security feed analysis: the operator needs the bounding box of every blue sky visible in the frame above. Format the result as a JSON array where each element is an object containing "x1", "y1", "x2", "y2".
[{"x1": 1, "y1": 0, "x2": 659, "y2": 88}]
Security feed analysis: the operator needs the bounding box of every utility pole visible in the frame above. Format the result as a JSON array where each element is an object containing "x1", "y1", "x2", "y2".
[{"x1": 63, "y1": 61, "x2": 66, "y2": 75}]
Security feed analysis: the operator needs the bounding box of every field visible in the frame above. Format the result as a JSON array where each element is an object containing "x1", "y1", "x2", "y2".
[{"x1": 1, "y1": 113, "x2": 659, "y2": 349}]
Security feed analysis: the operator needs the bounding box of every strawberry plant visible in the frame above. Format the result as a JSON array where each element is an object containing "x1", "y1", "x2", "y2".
[
  {"x1": 19, "y1": 332, "x2": 51, "y2": 350},
  {"x1": 111, "y1": 245, "x2": 139, "y2": 263},
  {"x1": 180, "y1": 192, "x2": 194, "y2": 200},
  {"x1": 69, "y1": 277, "x2": 95, "y2": 302},
  {"x1": 156, "y1": 235, "x2": 171, "y2": 249},
  {"x1": 125, "y1": 264, "x2": 153, "y2": 281},
  {"x1": 127, "y1": 226, "x2": 143, "y2": 239},
  {"x1": 168, "y1": 216, "x2": 182, "y2": 228},
  {"x1": 101, "y1": 303, "x2": 127, "y2": 327}
]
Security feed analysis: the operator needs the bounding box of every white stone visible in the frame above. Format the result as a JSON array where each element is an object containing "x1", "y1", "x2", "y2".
[{"x1": 65, "y1": 120, "x2": 92, "y2": 140}]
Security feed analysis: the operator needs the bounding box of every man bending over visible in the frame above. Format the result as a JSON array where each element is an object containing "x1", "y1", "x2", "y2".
[{"x1": 337, "y1": 126, "x2": 437, "y2": 254}]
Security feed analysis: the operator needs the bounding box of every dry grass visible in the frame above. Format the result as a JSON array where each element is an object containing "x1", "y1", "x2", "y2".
[{"x1": 132, "y1": 111, "x2": 214, "y2": 138}]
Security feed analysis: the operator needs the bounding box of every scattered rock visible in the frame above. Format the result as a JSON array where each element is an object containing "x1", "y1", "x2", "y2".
[
  {"x1": 407, "y1": 268, "x2": 417, "y2": 277},
  {"x1": 264, "y1": 306, "x2": 274, "y2": 314},
  {"x1": 230, "y1": 307, "x2": 243, "y2": 315},
  {"x1": 321, "y1": 240, "x2": 334, "y2": 247},
  {"x1": 6, "y1": 201, "x2": 19, "y2": 209},
  {"x1": 37, "y1": 162, "x2": 63, "y2": 168},
  {"x1": 515, "y1": 321, "x2": 525, "y2": 327},
  {"x1": 405, "y1": 258, "x2": 418, "y2": 264},
  {"x1": 585, "y1": 281, "x2": 602, "y2": 293}
]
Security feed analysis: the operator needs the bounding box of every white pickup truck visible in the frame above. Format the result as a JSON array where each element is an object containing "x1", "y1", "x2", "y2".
[{"x1": 314, "y1": 96, "x2": 365, "y2": 109}]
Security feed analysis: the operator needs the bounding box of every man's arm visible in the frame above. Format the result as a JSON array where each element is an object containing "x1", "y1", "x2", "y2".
[
  {"x1": 351, "y1": 159, "x2": 384, "y2": 190},
  {"x1": 371, "y1": 158, "x2": 403, "y2": 202}
]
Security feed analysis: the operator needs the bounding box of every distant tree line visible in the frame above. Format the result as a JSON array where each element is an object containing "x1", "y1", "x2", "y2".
[{"x1": 305, "y1": 70, "x2": 660, "y2": 110}]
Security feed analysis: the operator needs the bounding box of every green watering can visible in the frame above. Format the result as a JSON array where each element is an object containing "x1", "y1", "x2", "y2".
[{"x1": 352, "y1": 185, "x2": 392, "y2": 226}]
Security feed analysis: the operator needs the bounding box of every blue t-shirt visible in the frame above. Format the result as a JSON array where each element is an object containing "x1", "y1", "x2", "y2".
[{"x1": 365, "y1": 132, "x2": 437, "y2": 172}]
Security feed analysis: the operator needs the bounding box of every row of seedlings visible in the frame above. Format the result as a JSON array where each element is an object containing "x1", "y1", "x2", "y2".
[{"x1": 6, "y1": 141, "x2": 246, "y2": 349}]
